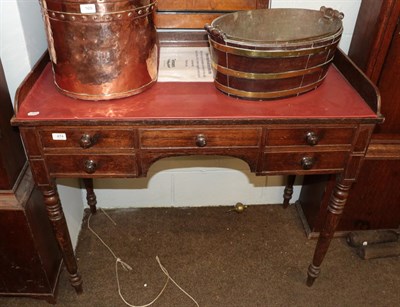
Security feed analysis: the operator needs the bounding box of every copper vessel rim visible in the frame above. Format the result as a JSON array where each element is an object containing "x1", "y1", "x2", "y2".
[
  {"x1": 44, "y1": 2, "x2": 157, "y2": 15},
  {"x1": 53, "y1": 78, "x2": 158, "y2": 100}
]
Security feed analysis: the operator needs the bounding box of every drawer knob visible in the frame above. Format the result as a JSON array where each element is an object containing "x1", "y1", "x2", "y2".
[
  {"x1": 84, "y1": 159, "x2": 97, "y2": 174},
  {"x1": 195, "y1": 134, "x2": 207, "y2": 147},
  {"x1": 306, "y1": 132, "x2": 319, "y2": 146},
  {"x1": 80, "y1": 134, "x2": 97, "y2": 149},
  {"x1": 301, "y1": 156, "x2": 315, "y2": 170}
]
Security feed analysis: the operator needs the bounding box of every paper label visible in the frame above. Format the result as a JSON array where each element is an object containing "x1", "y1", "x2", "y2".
[
  {"x1": 80, "y1": 4, "x2": 96, "y2": 14},
  {"x1": 158, "y1": 47, "x2": 213, "y2": 82},
  {"x1": 27, "y1": 111, "x2": 40, "y2": 116},
  {"x1": 52, "y1": 133, "x2": 67, "y2": 140}
]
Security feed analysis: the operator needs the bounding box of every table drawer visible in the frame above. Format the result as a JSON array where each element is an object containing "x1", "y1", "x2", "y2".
[
  {"x1": 265, "y1": 127, "x2": 355, "y2": 147},
  {"x1": 45, "y1": 154, "x2": 138, "y2": 177},
  {"x1": 140, "y1": 128, "x2": 261, "y2": 149},
  {"x1": 261, "y1": 151, "x2": 348, "y2": 174},
  {"x1": 39, "y1": 129, "x2": 135, "y2": 149}
]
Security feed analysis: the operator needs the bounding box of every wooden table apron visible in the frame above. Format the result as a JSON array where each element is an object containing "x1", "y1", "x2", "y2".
[{"x1": 11, "y1": 50, "x2": 382, "y2": 293}]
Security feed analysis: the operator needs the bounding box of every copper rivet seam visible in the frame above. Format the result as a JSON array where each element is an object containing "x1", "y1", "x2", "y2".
[{"x1": 44, "y1": 2, "x2": 156, "y2": 22}]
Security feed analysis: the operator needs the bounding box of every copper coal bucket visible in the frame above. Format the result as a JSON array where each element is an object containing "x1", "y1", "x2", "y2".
[
  {"x1": 205, "y1": 7, "x2": 344, "y2": 100},
  {"x1": 39, "y1": 0, "x2": 159, "y2": 100}
]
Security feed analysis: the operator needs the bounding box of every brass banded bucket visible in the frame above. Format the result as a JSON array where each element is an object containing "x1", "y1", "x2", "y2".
[
  {"x1": 205, "y1": 7, "x2": 344, "y2": 100},
  {"x1": 39, "y1": 0, "x2": 159, "y2": 100}
]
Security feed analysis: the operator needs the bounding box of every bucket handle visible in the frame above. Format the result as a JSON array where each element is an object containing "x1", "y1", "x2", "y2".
[
  {"x1": 204, "y1": 24, "x2": 227, "y2": 44},
  {"x1": 320, "y1": 6, "x2": 344, "y2": 20}
]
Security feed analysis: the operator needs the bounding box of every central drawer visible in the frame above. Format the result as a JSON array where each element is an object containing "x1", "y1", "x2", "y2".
[
  {"x1": 140, "y1": 128, "x2": 261, "y2": 149},
  {"x1": 45, "y1": 154, "x2": 138, "y2": 177}
]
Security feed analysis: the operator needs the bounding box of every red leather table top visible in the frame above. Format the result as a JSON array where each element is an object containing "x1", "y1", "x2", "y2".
[{"x1": 15, "y1": 63, "x2": 377, "y2": 122}]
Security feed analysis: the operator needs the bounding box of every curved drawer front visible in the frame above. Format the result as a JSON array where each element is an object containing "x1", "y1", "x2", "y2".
[
  {"x1": 140, "y1": 128, "x2": 261, "y2": 149},
  {"x1": 39, "y1": 129, "x2": 135, "y2": 150},
  {"x1": 45, "y1": 154, "x2": 138, "y2": 177}
]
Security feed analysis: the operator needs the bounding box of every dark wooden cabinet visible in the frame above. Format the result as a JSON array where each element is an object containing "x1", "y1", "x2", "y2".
[
  {"x1": 0, "y1": 59, "x2": 62, "y2": 303},
  {"x1": 296, "y1": 0, "x2": 400, "y2": 237}
]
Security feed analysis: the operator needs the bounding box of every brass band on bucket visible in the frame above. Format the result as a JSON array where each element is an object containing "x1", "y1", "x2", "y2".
[
  {"x1": 209, "y1": 37, "x2": 340, "y2": 58},
  {"x1": 214, "y1": 79, "x2": 326, "y2": 99},
  {"x1": 211, "y1": 61, "x2": 331, "y2": 80}
]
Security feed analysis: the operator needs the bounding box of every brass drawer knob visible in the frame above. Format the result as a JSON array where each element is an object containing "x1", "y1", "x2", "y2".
[
  {"x1": 305, "y1": 131, "x2": 319, "y2": 146},
  {"x1": 301, "y1": 156, "x2": 315, "y2": 170},
  {"x1": 84, "y1": 159, "x2": 97, "y2": 174},
  {"x1": 79, "y1": 134, "x2": 98, "y2": 148},
  {"x1": 195, "y1": 134, "x2": 207, "y2": 147}
]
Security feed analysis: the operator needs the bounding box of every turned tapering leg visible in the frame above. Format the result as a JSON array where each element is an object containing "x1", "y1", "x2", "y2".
[
  {"x1": 306, "y1": 178, "x2": 352, "y2": 286},
  {"x1": 42, "y1": 186, "x2": 83, "y2": 293},
  {"x1": 283, "y1": 175, "x2": 296, "y2": 208},
  {"x1": 82, "y1": 178, "x2": 97, "y2": 213}
]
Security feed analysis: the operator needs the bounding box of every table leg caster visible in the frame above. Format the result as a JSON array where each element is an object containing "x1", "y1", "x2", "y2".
[
  {"x1": 306, "y1": 263, "x2": 320, "y2": 287},
  {"x1": 70, "y1": 272, "x2": 83, "y2": 294}
]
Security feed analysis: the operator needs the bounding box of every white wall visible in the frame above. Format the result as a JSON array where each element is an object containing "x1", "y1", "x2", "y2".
[
  {"x1": 0, "y1": 0, "x2": 84, "y2": 248},
  {"x1": 1, "y1": 0, "x2": 362, "y2": 230},
  {"x1": 270, "y1": 0, "x2": 362, "y2": 53},
  {"x1": 92, "y1": 157, "x2": 301, "y2": 208},
  {"x1": 0, "y1": 0, "x2": 32, "y2": 101}
]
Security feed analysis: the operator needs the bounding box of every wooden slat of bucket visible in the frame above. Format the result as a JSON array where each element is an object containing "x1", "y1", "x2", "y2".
[
  {"x1": 209, "y1": 39, "x2": 339, "y2": 58},
  {"x1": 212, "y1": 59, "x2": 331, "y2": 99},
  {"x1": 214, "y1": 78, "x2": 326, "y2": 100},
  {"x1": 212, "y1": 62, "x2": 326, "y2": 80}
]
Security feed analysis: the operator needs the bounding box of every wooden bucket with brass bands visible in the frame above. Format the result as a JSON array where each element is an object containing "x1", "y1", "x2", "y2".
[
  {"x1": 39, "y1": 0, "x2": 159, "y2": 100},
  {"x1": 205, "y1": 7, "x2": 344, "y2": 100}
]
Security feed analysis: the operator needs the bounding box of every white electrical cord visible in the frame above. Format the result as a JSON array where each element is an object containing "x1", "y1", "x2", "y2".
[{"x1": 87, "y1": 208, "x2": 200, "y2": 307}]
